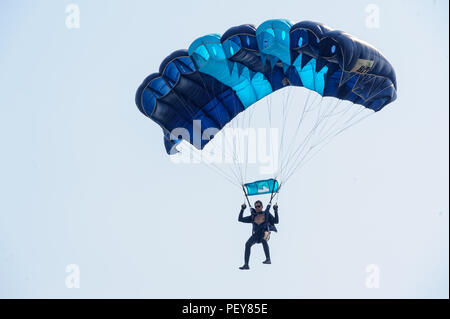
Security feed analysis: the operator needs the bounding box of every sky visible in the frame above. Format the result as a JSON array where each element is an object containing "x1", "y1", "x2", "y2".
[{"x1": 0, "y1": 0, "x2": 448, "y2": 298}]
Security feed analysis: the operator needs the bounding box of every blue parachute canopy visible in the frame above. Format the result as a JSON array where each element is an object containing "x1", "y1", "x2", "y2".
[
  {"x1": 135, "y1": 19, "x2": 397, "y2": 155},
  {"x1": 244, "y1": 179, "x2": 279, "y2": 196}
]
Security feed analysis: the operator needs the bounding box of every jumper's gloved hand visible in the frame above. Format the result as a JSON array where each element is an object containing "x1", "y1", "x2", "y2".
[
  {"x1": 241, "y1": 203, "x2": 247, "y2": 209},
  {"x1": 273, "y1": 203, "x2": 278, "y2": 210}
]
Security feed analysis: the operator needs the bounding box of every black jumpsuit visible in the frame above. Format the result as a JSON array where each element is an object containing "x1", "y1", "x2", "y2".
[{"x1": 238, "y1": 205, "x2": 279, "y2": 265}]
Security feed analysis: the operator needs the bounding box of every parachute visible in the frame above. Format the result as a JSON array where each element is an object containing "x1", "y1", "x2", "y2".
[{"x1": 135, "y1": 19, "x2": 397, "y2": 203}]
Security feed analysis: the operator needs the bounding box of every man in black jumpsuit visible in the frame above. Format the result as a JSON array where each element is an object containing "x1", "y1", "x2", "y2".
[{"x1": 238, "y1": 200, "x2": 279, "y2": 270}]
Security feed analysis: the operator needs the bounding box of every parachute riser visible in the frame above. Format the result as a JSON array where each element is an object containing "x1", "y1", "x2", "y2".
[{"x1": 242, "y1": 185, "x2": 253, "y2": 209}]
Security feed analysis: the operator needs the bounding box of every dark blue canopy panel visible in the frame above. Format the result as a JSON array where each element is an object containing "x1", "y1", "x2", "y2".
[
  {"x1": 135, "y1": 50, "x2": 244, "y2": 153},
  {"x1": 135, "y1": 20, "x2": 397, "y2": 154}
]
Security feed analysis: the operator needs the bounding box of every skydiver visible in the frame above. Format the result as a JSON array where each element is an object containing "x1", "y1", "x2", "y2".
[{"x1": 238, "y1": 200, "x2": 279, "y2": 270}]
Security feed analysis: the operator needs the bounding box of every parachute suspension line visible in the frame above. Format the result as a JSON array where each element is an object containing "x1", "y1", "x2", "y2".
[
  {"x1": 176, "y1": 142, "x2": 241, "y2": 189},
  {"x1": 180, "y1": 72, "x2": 375, "y2": 192},
  {"x1": 277, "y1": 89, "x2": 309, "y2": 184},
  {"x1": 208, "y1": 93, "x2": 259, "y2": 188},
  {"x1": 278, "y1": 92, "x2": 327, "y2": 181},
  {"x1": 230, "y1": 101, "x2": 245, "y2": 185},
  {"x1": 236, "y1": 103, "x2": 260, "y2": 203},
  {"x1": 176, "y1": 71, "x2": 244, "y2": 187},
  {"x1": 281, "y1": 102, "x2": 375, "y2": 186},
  {"x1": 308, "y1": 97, "x2": 345, "y2": 149},
  {"x1": 312, "y1": 101, "x2": 359, "y2": 148},
  {"x1": 181, "y1": 143, "x2": 241, "y2": 187},
  {"x1": 208, "y1": 133, "x2": 243, "y2": 186},
  {"x1": 242, "y1": 185, "x2": 252, "y2": 209},
  {"x1": 278, "y1": 89, "x2": 292, "y2": 167},
  {"x1": 239, "y1": 102, "x2": 255, "y2": 184},
  {"x1": 243, "y1": 105, "x2": 256, "y2": 182},
  {"x1": 204, "y1": 137, "x2": 241, "y2": 187},
  {"x1": 313, "y1": 106, "x2": 373, "y2": 152},
  {"x1": 280, "y1": 96, "x2": 343, "y2": 183},
  {"x1": 240, "y1": 99, "x2": 254, "y2": 181},
  {"x1": 265, "y1": 94, "x2": 277, "y2": 184},
  {"x1": 232, "y1": 94, "x2": 255, "y2": 186},
  {"x1": 307, "y1": 100, "x2": 359, "y2": 155},
  {"x1": 274, "y1": 86, "x2": 293, "y2": 187},
  {"x1": 278, "y1": 90, "x2": 318, "y2": 170},
  {"x1": 227, "y1": 112, "x2": 240, "y2": 183},
  {"x1": 281, "y1": 98, "x2": 345, "y2": 182},
  {"x1": 219, "y1": 100, "x2": 245, "y2": 186},
  {"x1": 196, "y1": 75, "x2": 244, "y2": 187},
  {"x1": 313, "y1": 99, "x2": 353, "y2": 141},
  {"x1": 161, "y1": 83, "x2": 242, "y2": 186},
  {"x1": 240, "y1": 102, "x2": 254, "y2": 184},
  {"x1": 281, "y1": 99, "x2": 343, "y2": 182},
  {"x1": 282, "y1": 109, "x2": 374, "y2": 187}
]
